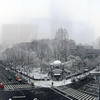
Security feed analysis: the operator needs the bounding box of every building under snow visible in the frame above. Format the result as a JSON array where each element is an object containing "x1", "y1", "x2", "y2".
[{"x1": 49, "y1": 60, "x2": 64, "y2": 81}]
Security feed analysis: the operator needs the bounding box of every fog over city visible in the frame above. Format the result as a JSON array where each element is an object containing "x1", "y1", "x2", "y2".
[
  {"x1": 1, "y1": 1, "x2": 100, "y2": 99},
  {"x1": 0, "y1": 0, "x2": 99, "y2": 46}
]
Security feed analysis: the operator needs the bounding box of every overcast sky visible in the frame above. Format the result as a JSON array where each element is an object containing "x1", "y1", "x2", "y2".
[{"x1": 0, "y1": 0, "x2": 100, "y2": 45}]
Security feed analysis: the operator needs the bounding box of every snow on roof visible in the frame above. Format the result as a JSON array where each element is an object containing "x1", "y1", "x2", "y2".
[{"x1": 51, "y1": 60, "x2": 61, "y2": 65}]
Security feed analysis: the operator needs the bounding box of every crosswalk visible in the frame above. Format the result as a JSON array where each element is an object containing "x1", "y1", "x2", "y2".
[
  {"x1": 54, "y1": 86, "x2": 97, "y2": 100},
  {"x1": 4, "y1": 84, "x2": 33, "y2": 90}
]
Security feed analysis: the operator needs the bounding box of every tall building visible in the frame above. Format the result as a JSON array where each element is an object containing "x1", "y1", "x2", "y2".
[
  {"x1": 2, "y1": 24, "x2": 38, "y2": 45},
  {"x1": 55, "y1": 28, "x2": 69, "y2": 41}
]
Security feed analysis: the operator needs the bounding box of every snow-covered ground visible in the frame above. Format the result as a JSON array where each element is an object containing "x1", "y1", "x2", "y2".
[
  {"x1": 27, "y1": 68, "x2": 72, "y2": 87},
  {"x1": 17, "y1": 67, "x2": 95, "y2": 87},
  {"x1": 31, "y1": 79, "x2": 71, "y2": 87},
  {"x1": 29, "y1": 68, "x2": 49, "y2": 79},
  {"x1": 16, "y1": 65, "x2": 72, "y2": 87},
  {"x1": 31, "y1": 73, "x2": 48, "y2": 79},
  {"x1": 28, "y1": 68, "x2": 93, "y2": 87}
]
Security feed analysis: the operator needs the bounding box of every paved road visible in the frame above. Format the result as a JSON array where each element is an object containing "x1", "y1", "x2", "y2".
[
  {"x1": 0, "y1": 89, "x2": 35, "y2": 100},
  {"x1": 0, "y1": 65, "x2": 36, "y2": 100}
]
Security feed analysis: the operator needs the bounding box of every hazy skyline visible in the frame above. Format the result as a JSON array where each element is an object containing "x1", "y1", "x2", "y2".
[{"x1": 0, "y1": 0, "x2": 100, "y2": 45}]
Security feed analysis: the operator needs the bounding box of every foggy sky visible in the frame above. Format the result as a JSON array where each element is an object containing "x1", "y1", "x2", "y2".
[{"x1": 0, "y1": 0, "x2": 100, "y2": 45}]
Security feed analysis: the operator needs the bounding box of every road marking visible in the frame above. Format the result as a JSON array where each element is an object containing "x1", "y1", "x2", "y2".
[
  {"x1": 12, "y1": 96, "x2": 26, "y2": 98},
  {"x1": 4, "y1": 84, "x2": 32, "y2": 90}
]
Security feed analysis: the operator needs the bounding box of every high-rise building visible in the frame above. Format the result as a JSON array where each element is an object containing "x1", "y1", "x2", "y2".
[
  {"x1": 2, "y1": 24, "x2": 38, "y2": 45},
  {"x1": 55, "y1": 28, "x2": 69, "y2": 40}
]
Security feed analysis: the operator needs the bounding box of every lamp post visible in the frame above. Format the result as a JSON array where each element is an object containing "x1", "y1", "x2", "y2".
[{"x1": 90, "y1": 66, "x2": 100, "y2": 100}]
